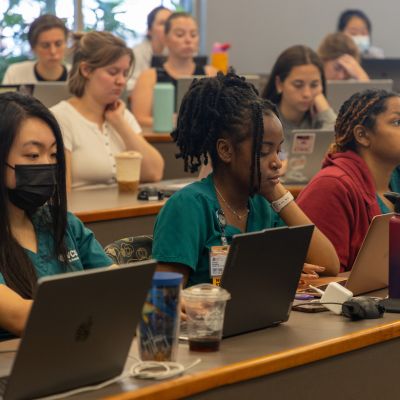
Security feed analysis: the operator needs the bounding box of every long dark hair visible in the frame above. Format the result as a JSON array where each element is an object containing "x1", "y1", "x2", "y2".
[
  {"x1": 172, "y1": 70, "x2": 279, "y2": 195},
  {"x1": 0, "y1": 92, "x2": 68, "y2": 298},
  {"x1": 262, "y1": 45, "x2": 327, "y2": 105}
]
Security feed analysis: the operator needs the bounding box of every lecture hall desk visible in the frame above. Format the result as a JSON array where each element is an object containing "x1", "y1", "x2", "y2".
[
  {"x1": 68, "y1": 182, "x2": 304, "y2": 247},
  {"x1": 1, "y1": 295, "x2": 400, "y2": 399},
  {"x1": 69, "y1": 131, "x2": 303, "y2": 246}
]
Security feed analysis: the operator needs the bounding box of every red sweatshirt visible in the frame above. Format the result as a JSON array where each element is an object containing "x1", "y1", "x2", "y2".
[{"x1": 297, "y1": 150, "x2": 381, "y2": 272}]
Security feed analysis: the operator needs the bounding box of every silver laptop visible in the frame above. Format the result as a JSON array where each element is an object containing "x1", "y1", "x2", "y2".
[
  {"x1": 327, "y1": 79, "x2": 393, "y2": 113},
  {"x1": 176, "y1": 74, "x2": 261, "y2": 113},
  {"x1": 221, "y1": 224, "x2": 314, "y2": 337},
  {"x1": 281, "y1": 129, "x2": 335, "y2": 184},
  {"x1": 303, "y1": 214, "x2": 392, "y2": 296},
  {"x1": 31, "y1": 82, "x2": 71, "y2": 108},
  {"x1": 0, "y1": 260, "x2": 156, "y2": 400}
]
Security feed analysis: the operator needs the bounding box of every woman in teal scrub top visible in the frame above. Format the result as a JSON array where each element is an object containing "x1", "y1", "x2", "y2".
[
  {"x1": 0, "y1": 92, "x2": 113, "y2": 337},
  {"x1": 152, "y1": 71, "x2": 340, "y2": 287}
]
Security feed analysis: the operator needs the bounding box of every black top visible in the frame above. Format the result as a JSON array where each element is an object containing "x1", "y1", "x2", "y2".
[
  {"x1": 34, "y1": 63, "x2": 68, "y2": 82},
  {"x1": 156, "y1": 64, "x2": 206, "y2": 111}
]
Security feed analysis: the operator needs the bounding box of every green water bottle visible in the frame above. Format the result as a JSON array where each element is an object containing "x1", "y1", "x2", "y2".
[{"x1": 153, "y1": 82, "x2": 174, "y2": 132}]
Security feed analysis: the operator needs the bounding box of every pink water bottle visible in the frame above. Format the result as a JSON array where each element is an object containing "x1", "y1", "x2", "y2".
[{"x1": 380, "y1": 192, "x2": 400, "y2": 312}]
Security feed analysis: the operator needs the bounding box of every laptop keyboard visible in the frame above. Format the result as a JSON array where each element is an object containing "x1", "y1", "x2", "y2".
[{"x1": 0, "y1": 376, "x2": 8, "y2": 395}]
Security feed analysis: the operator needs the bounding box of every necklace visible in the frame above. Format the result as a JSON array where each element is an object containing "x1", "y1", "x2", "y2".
[{"x1": 214, "y1": 184, "x2": 249, "y2": 221}]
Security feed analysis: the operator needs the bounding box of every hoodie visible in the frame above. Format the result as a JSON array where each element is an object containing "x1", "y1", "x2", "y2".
[{"x1": 297, "y1": 150, "x2": 381, "y2": 272}]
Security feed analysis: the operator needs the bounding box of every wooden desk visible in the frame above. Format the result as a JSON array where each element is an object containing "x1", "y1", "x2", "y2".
[
  {"x1": 143, "y1": 132, "x2": 193, "y2": 180},
  {"x1": 2, "y1": 303, "x2": 399, "y2": 399},
  {"x1": 103, "y1": 309, "x2": 400, "y2": 400},
  {"x1": 68, "y1": 187, "x2": 165, "y2": 247}
]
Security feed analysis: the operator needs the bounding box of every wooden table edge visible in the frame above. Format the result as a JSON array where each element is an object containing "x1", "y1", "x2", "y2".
[
  {"x1": 74, "y1": 203, "x2": 165, "y2": 223},
  {"x1": 143, "y1": 133, "x2": 172, "y2": 143},
  {"x1": 104, "y1": 320, "x2": 400, "y2": 400}
]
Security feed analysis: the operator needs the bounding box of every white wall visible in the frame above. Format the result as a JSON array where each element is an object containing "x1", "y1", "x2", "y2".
[{"x1": 201, "y1": 0, "x2": 400, "y2": 73}]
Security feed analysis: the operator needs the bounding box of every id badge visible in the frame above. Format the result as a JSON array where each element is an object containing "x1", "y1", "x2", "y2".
[{"x1": 209, "y1": 245, "x2": 229, "y2": 286}]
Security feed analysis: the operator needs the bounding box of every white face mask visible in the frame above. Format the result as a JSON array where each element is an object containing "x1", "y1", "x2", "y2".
[{"x1": 352, "y1": 35, "x2": 371, "y2": 53}]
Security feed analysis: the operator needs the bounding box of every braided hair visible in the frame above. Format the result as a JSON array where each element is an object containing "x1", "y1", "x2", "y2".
[
  {"x1": 172, "y1": 70, "x2": 279, "y2": 194},
  {"x1": 331, "y1": 89, "x2": 399, "y2": 154}
]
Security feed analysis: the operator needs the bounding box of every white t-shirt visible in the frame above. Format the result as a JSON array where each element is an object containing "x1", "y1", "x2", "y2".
[
  {"x1": 2, "y1": 60, "x2": 70, "y2": 84},
  {"x1": 51, "y1": 100, "x2": 142, "y2": 190}
]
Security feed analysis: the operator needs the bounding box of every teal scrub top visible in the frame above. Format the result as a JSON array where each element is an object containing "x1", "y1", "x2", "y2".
[
  {"x1": 0, "y1": 207, "x2": 112, "y2": 341},
  {"x1": 377, "y1": 167, "x2": 400, "y2": 213},
  {"x1": 152, "y1": 174, "x2": 284, "y2": 287}
]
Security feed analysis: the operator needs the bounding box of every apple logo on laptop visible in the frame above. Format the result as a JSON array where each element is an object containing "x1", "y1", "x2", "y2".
[{"x1": 75, "y1": 317, "x2": 93, "y2": 342}]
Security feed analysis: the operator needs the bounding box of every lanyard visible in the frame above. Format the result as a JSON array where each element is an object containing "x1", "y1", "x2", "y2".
[{"x1": 216, "y1": 209, "x2": 228, "y2": 246}]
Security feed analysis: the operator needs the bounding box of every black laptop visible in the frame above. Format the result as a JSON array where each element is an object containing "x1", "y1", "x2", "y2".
[
  {"x1": 221, "y1": 225, "x2": 314, "y2": 337},
  {"x1": 0, "y1": 260, "x2": 155, "y2": 400},
  {"x1": 362, "y1": 58, "x2": 400, "y2": 93}
]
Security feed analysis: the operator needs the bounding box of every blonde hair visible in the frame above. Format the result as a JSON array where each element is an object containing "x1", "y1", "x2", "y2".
[
  {"x1": 318, "y1": 32, "x2": 360, "y2": 63},
  {"x1": 69, "y1": 31, "x2": 134, "y2": 97}
]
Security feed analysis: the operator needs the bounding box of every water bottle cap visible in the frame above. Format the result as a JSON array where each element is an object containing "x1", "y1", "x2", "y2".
[{"x1": 152, "y1": 272, "x2": 183, "y2": 287}]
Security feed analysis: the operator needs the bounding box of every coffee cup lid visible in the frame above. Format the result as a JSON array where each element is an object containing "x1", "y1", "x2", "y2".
[
  {"x1": 182, "y1": 283, "x2": 231, "y2": 301},
  {"x1": 114, "y1": 150, "x2": 143, "y2": 159}
]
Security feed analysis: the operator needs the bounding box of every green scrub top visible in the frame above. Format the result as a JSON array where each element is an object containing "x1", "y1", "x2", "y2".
[
  {"x1": 152, "y1": 174, "x2": 284, "y2": 287},
  {"x1": 0, "y1": 206, "x2": 112, "y2": 340}
]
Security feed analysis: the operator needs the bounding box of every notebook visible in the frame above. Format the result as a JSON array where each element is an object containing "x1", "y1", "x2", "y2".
[
  {"x1": 302, "y1": 213, "x2": 392, "y2": 296},
  {"x1": 0, "y1": 260, "x2": 156, "y2": 400},
  {"x1": 281, "y1": 129, "x2": 335, "y2": 184},
  {"x1": 176, "y1": 74, "x2": 262, "y2": 113},
  {"x1": 326, "y1": 79, "x2": 393, "y2": 113},
  {"x1": 362, "y1": 58, "x2": 400, "y2": 93},
  {"x1": 220, "y1": 224, "x2": 314, "y2": 337}
]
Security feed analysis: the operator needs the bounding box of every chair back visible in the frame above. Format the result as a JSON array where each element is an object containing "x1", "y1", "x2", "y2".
[{"x1": 104, "y1": 235, "x2": 153, "y2": 265}]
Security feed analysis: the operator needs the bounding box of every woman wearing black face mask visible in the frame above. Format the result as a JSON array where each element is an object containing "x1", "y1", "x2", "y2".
[{"x1": 0, "y1": 92, "x2": 114, "y2": 338}]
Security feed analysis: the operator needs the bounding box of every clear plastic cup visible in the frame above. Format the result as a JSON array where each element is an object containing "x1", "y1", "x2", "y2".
[
  {"x1": 182, "y1": 284, "x2": 231, "y2": 352},
  {"x1": 114, "y1": 151, "x2": 142, "y2": 192},
  {"x1": 138, "y1": 272, "x2": 182, "y2": 361}
]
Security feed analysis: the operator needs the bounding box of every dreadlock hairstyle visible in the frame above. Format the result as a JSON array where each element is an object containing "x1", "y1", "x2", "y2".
[
  {"x1": 171, "y1": 70, "x2": 279, "y2": 194},
  {"x1": 331, "y1": 89, "x2": 399, "y2": 154}
]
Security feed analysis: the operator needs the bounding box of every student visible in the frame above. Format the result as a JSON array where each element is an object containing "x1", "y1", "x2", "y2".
[
  {"x1": 131, "y1": 12, "x2": 217, "y2": 127},
  {"x1": 152, "y1": 72, "x2": 340, "y2": 287},
  {"x1": 337, "y1": 9, "x2": 384, "y2": 59},
  {"x1": 128, "y1": 6, "x2": 172, "y2": 91},
  {"x1": 262, "y1": 45, "x2": 336, "y2": 133},
  {"x1": 0, "y1": 92, "x2": 114, "y2": 337},
  {"x1": 51, "y1": 31, "x2": 164, "y2": 190},
  {"x1": 318, "y1": 32, "x2": 369, "y2": 81},
  {"x1": 2, "y1": 14, "x2": 69, "y2": 84},
  {"x1": 297, "y1": 90, "x2": 400, "y2": 272}
]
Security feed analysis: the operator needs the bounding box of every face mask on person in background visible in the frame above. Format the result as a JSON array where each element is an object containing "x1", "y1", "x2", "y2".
[
  {"x1": 352, "y1": 35, "x2": 371, "y2": 54},
  {"x1": 6, "y1": 164, "x2": 57, "y2": 212}
]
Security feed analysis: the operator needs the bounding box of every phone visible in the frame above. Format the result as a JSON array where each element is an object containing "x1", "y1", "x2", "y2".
[{"x1": 292, "y1": 303, "x2": 328, "y2": 313}]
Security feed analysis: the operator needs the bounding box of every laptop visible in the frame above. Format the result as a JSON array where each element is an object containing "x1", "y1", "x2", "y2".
[
  {"x1": 362, "y1": 58, "x2": 400, "y2": 93},
  {"x1": 31, "y1": 82, "x2": 71, "y2": 108},
  {"x1": 302, "y1": 213, "x2": 392, "y2": 296},
  {"x1": 220, "y1": 224, "x2": 314, "y2": 337},
  {"x1": 327, "y1": 79, "x2": 393, "y2": 113},
  {"x1": 176, "y1": 74, "x2": 261, "y2": 113},
  {"x1": 281, "y1": 129, "x2": 335, "y2": 184},
  {"x1": 0, "y1": 260, "x2": 156, "y2": 400}
]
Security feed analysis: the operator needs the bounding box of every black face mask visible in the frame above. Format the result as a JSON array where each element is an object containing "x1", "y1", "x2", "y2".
[{"x1": 7, "y1": 164, "x2": 57, "y2": 212}]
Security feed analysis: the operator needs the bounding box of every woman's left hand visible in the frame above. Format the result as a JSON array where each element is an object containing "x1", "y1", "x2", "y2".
[{"x1": 104, "y1": 99, "x2": 126, "y2": 128}]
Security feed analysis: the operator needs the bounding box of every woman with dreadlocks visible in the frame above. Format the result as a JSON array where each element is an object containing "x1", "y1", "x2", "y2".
[
  {"x1": 297, "y1": 89, "x2": 400, "y2": 272},
  {"x1": 152, "y1": 72, "x2": 339, "y2": 287}
]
